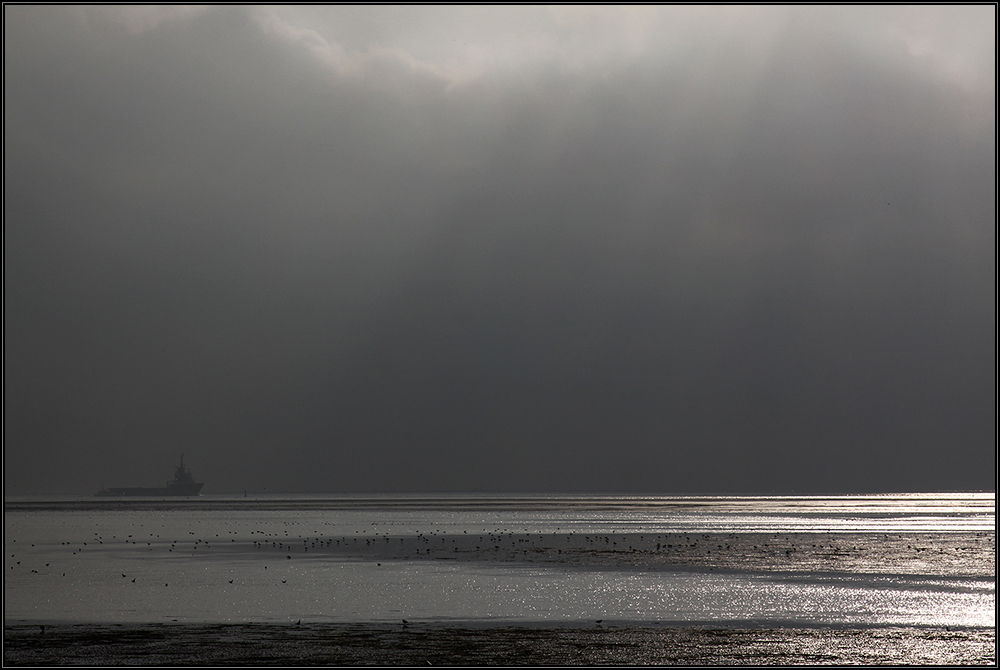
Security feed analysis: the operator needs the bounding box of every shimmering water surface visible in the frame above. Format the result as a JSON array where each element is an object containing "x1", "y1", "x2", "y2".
[{"x1": 4, "y1": 493, "x2": 994, "y2": 628}]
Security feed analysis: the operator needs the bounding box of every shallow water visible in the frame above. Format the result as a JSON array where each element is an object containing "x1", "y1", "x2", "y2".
[{"x1": 4, "y1": 493, "x2": 995, "y2": 629}]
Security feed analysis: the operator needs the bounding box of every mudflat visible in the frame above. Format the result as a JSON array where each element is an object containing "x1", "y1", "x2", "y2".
[{"x1": 4, "y1": 622, "x2": 995, "y2": 666}]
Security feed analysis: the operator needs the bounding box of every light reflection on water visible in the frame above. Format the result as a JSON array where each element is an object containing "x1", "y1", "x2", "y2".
[
  {"x1": 4, "y1": 493, "x2": 995, "y2": 627},
  {"x1": 7, "y1": 491, "x2": 993, "y2": 533},
  {"x1": 4, "y1": 554, "x2": 994, "y2": 627}
]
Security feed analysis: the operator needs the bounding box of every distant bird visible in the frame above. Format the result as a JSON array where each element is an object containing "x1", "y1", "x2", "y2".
[
  {"x1": 39, "y1": 625, "x2": 45, "y2": 635},
  {"x1": 296, "y1": 620, "x2": 301, "y2": 626},
  {"x1": 228, "y1": 579, "x2": 234, "y2": 584},
  {"x1": 595, "y1": 620, "x2": 603, "y2": 625},
  {"x1": 132, "y1": 578, "x2": 136, "y2": 583}
]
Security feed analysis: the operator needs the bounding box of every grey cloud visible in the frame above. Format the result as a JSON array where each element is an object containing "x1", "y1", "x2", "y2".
[{"x1": 4, "y1": 6, "x2": 994, "y2": 494}]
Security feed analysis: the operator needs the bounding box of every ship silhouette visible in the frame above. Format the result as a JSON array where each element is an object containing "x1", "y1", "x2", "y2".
[{"x1": 95, "y1": 455, "x2": 204, "y2": 497}]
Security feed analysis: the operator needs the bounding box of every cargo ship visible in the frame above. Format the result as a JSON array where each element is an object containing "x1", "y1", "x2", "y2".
[{"x1": 95, "y1": 455, "x2": 204, "y2": 496}]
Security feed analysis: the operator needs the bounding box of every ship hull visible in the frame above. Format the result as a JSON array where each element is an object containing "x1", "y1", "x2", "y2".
[{"x1": 95, "y1": 483, "x2": 204, "y2": 497}]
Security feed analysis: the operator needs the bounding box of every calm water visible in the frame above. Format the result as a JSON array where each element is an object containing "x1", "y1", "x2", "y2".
[{"x1": 4, "y1": 493, "x2": 994, "y2": 628}]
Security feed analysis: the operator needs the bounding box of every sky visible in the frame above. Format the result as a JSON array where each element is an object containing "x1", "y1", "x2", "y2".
[{"x1": 4, "y1": 5, "x2": 996, "y2": 495}]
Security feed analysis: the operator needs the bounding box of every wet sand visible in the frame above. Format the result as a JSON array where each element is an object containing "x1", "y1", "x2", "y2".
[
  {"x1": 4, "y1": 622, "x2": 996, "y2": 666},
  {"x1": 404, "y1": 531, "x2": 996, "y2": 577}
]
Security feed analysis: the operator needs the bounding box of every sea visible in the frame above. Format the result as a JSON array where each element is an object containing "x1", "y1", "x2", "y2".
[{"x1": 4, "y1": 492, "x2": 995, "y2": 664}]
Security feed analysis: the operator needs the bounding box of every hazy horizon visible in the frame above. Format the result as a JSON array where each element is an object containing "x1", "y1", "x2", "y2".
[{"x1": 5, "y1": 486, "x2": 997, "y2": 499}]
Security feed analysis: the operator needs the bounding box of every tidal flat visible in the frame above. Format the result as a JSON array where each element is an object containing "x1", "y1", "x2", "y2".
[
  {"x1": 5, "y1": 494, "x2": 995, "y2": 664},
  {"x1": 4, "y1": 622, "x2": 996, "y2": 666}
]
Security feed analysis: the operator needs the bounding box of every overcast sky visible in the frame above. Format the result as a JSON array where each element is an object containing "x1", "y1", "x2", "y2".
[{"x1": 5, "y1": 5, "x2": 995, "y2": 495}]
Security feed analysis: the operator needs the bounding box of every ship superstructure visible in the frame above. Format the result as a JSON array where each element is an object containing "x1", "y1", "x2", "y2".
[{"x1": 96, "y1": 455, "x2": 204, "y2": 496}]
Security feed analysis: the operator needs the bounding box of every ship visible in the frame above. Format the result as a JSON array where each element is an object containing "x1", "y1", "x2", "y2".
[{"x1": 95, "y1": 455, "x2": 204, "y2": 497}]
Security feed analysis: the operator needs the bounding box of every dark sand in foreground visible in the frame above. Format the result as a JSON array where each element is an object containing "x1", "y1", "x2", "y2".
[{"x1": 4, "y1": 622, "x2": 995, "y2": 666}]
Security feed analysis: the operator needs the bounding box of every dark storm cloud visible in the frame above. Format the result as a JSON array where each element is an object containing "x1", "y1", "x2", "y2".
[{"x1": 4, "y1": 6, "x2": 994, "y2": 494}]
